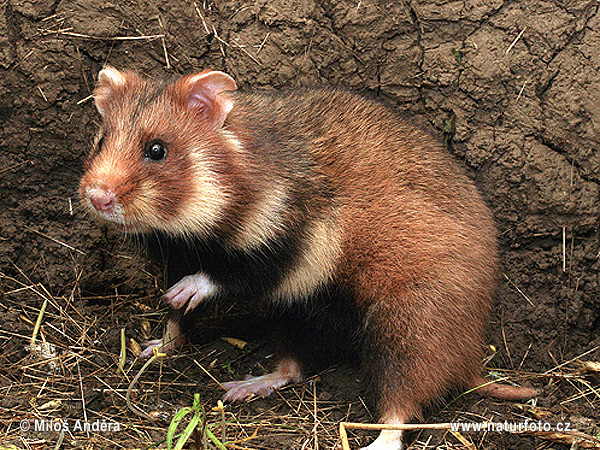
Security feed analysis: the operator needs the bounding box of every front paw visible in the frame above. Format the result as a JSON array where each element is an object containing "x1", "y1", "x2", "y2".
[
  {"x1": 164, "y1": 273, "x2": 219, "y2": 314},
  {"x1": 139, "y1": 339, "x2": 166, "y2": 358},
  {"x1": 139, "y1": 318, "x2": 186, "y2": 358}
]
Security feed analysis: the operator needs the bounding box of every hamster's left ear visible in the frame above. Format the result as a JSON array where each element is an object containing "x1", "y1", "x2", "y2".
[
  {"x1": 94, "y1": 66, "x2": 128, "y2": 117},
  {"x1": 174, "y1": 71, "x2": 237, "y2": 128}
]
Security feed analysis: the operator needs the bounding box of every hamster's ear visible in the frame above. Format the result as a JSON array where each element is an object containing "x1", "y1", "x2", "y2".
[
  {"x1": 175, "y1": 71, "x2": 237, "y2": 128},
  {"x1": 94, "y1": 66, "x2": 127, "y2": 117}
]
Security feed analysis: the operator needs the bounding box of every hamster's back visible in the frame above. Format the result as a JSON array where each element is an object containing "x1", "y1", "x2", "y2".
[{"x1": 228, "y1": 88, "x2": 497, "y2": 280}]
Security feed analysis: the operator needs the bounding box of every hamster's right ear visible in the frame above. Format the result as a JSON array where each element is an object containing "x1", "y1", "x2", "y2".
[{"x1": 93, "y1": 66, "x2": 127, "y2": 117}]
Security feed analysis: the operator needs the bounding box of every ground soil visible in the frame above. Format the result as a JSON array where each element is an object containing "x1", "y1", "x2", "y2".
[{"x1": 1, "y1": 1, "x2": 599, "y2": 449}]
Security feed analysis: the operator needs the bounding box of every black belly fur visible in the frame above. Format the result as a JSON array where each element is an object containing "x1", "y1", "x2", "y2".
[{"x1": 144, "y1": 231, "x2": 364, "y2": 372}]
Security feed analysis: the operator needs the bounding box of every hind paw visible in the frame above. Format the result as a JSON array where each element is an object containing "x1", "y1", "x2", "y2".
[
  {"x1": 222, "y1": 357, "x2": 302, "y2": 402},
  {"x1": 360, "y1": 430, "x2": 404, "y2": 450}
]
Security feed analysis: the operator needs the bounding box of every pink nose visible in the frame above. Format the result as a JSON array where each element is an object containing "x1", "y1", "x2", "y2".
[{"x1": 88, "y1": 188, "x2": 117, "y2": 213}]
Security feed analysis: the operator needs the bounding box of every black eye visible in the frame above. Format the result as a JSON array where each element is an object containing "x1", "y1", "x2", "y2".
[{"x1": 144, "y1": 140, "x2": 167, "y2": 161}]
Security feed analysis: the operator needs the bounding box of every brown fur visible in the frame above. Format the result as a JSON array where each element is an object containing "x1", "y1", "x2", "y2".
[
  {"x1": 80, "y1": 69, "x2": 537, "y2": 444},
  {"x1": 287, "y1": 93, "x2": 502, "y2": 419}
]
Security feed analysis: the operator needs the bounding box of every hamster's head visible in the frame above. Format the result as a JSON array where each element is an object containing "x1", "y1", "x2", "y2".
[{"x1": 79, "y1": 66, "x2": 237, "y2": 237}]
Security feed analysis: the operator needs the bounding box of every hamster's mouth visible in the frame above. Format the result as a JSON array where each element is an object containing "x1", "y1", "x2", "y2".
[
  {"x1": 114, "y1": 217, "x2": 156, "y2": 235},
  {"x1": 107, "y1": 218, "x2": 149, "y2": 236},
  {"x1": 89, "y1": 205, "x2": 125, "y2": 224}
]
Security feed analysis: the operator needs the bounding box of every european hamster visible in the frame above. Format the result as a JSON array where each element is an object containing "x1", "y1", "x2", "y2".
[{"x1": 80, "y1": 67, "x2": 537, "y2": 450}]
